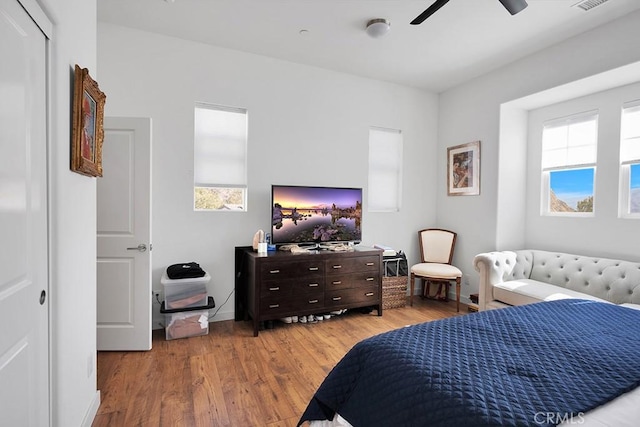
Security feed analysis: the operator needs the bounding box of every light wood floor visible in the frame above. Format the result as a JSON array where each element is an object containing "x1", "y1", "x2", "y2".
[{"x1": 93, "y1": 298, "x2": 467, "y2": 427}]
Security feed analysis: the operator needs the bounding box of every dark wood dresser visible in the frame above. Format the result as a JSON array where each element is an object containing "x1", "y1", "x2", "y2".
[{"x1": 235, "y1": 246, "x2": 383, "y2": 336}]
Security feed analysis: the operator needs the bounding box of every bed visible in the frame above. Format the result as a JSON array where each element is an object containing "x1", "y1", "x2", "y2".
[{"x1": 297, "y1": 299, "x2": 640, "y2": 426}]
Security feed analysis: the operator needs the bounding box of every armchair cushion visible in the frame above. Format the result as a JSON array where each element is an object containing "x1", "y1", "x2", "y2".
[{"x1": 411, "y1": 263, "x2": 462, "y2": 280}]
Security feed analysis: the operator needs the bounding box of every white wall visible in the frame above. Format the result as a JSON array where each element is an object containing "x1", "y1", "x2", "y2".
[
  {"x1": 38, "y1": 0, "x2": 101, "y2": 425},
  {"x1": 97, "y1": 23, "x2": 438, "y2": 328},
  {"x1": 439, "y1": 10, "x2": 640, "y2": 299}
]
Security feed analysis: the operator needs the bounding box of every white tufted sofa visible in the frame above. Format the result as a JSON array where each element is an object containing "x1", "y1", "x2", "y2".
[{"x1": 473, "y1": 250, "x2": 640, "y2": 311}]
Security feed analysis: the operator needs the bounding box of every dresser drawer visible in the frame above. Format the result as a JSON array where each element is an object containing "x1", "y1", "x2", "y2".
[
  {"x1": 260, "y1": 291, "x2": 324, "y2": 315},
  {"x1": 261, "y1": 276, "x2": 324, "y2": 297},
  {"x1": 292, "y1": 278, "x2": 323, "y2": 295},
  {"x1": 325, "y1": 287, "x2": 380, "y2": 309},
  {"x1": 259, "y1": 297, "x2": 296, "y2": 316},
  {"x1": 291, "y1": 292, "x2": 325, "y2": 311},
  {"x1": 325, "y1": 255, "x2": 379, "y2": 275},
  {"x1": 260, "y1": 259, "x2": 324, "y2": 280},
  {"x1": 325, "y1": 271, "x2": 379, "y2": 290},
  {"x1": 260, "y1": 280, "x2": 295, "y2": 298}
]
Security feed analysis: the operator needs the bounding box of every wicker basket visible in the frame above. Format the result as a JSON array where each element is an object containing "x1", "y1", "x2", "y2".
[{"x1": 382, "y1": 276, "x2": 408, "y2": 309}]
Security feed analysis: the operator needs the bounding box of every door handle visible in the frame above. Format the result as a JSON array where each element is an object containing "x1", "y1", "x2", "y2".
[{"x1": 127, "y1": 244, "x2": 147, "y2": 252}]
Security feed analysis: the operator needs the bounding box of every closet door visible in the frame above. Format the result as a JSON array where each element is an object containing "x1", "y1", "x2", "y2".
[{"x1": 0, "y1": 0, "x2": 50, "y2": 425}]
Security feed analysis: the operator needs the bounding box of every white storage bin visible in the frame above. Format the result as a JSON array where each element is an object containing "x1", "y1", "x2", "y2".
[
  {"x1": 164, "y1": 309, "x2": 209, "y2": 340},
  {"x1": 161, "y1": 272, "x2": 210, "y2": 310}
]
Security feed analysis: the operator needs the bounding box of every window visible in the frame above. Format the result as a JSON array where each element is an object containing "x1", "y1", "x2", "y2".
[
  {"x1": 193, "y1": 103, "x2": 248, "y2": 211},
  {"x1": 619, "y1": 100, "x2": 640, "y2": 217},
  {"x1": 541, "y1": 111, "x2": 598, "y2": 215},
  {"x1": 368, "y1": 127, "x2": 403, "y2": 212}
]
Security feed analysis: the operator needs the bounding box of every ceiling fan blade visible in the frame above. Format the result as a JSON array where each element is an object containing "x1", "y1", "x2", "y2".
[
  {"x1": 410, "y1": 0, "x2": 451, "y2": 25},
  {"x1": 499, "y1": 0, "x2": 528, "y2": 15}
]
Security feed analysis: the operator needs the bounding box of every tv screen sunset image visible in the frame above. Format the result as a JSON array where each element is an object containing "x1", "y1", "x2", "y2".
[{"x1": 272, "y1": 186, "x2": 362, "y2": 244}]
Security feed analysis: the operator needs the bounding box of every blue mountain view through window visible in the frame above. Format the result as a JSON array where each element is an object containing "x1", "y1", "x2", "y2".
[{"x1": 550, "y1": 168, "x2": 594, "y2": 212}]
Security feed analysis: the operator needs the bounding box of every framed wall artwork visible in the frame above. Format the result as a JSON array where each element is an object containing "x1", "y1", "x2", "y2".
[
  {"x1": 71, "y1": 64, "x2": 106, "y2": 177},
  {"x1": 447, "y1": 140, "x2": 480, "y2": 196}
]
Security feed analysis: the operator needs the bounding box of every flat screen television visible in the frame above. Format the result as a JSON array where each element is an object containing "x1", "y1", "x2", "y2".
[{"x1": 271, "y1": 185, "x2": 362, "y2": 246}]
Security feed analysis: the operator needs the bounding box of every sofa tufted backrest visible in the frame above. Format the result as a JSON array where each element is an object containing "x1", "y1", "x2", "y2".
[
  {"x1": 525, "y1": 250, "x2": 640, "y2": 304},
  {"x1": 503, "y1": 250, "x2": 534, "y2": 281}
]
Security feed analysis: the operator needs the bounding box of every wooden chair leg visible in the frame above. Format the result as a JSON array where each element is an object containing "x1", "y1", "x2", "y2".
[
  {"x1": 455, "y1": 277, "x2": 461, "y2": 312},
  {"x1": 410, "y1": 273, "x2": 415, "y2": 306}
]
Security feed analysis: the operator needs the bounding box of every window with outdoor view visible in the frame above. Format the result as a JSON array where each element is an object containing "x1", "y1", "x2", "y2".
[
  {"x1": 541, "y1": 111, "x2": 598, "y2": 215},
  {"x1": 193, "y1": 103, "x2": 248, "y2": 211},
  {"x1": 620, "y1": 100, "x2": 640, "y2": 217}
]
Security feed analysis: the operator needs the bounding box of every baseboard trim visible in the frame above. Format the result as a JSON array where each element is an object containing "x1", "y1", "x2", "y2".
[{"x1": 81, "y1": 390, "x2": 101, "y2": 427}]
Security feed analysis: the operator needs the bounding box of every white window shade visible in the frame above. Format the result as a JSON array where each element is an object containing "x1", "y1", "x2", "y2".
[
  {"x1": 542, "y1": 112, "x2": 598, "y2": 170},
  {"x1": 621, "y1": 101, "x2": 640, "y2": 164},
  {"x1": 194, "y1": 104, "x2": 247, "y2": 187},
  {"x1": 368, "y1": 127, "x2": 403, "y2": 211}
]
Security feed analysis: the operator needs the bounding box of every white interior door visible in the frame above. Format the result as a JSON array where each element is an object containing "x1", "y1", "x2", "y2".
[
  {"x1": 0, "y1": 0, "x2": 50, "y2": 424},
  {"x1": 97, "y1": 117, "x2": 152, "y2": 351}
]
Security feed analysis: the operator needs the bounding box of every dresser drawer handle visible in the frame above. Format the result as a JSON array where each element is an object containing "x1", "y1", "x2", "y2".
[
  {"x1": 269, "y1": 304, "x2": 280, "y2": 309},
  {"x1": 309, "y1": 267, "x2": 319, "y2": 271},
  {"x1": 365, "y1": 292, "x2": 374, "y2": 297},
  {"x1": 366, "y1": 277, "x2": 374, "y2": 281},
  {"x1": 332, "y1": 265, "x2": 342, "y2": 269},
  {"x1": 332, "y1": 281, "x2": 342, "y2": 285},
  {"x1": 269, "y1": 287, "x2": 280, "y2": 291},
  {"x1": 366, "y1": 262, "x2": 375, "y2": 266},
  {"x1": 332, "y1": 296, "x2": 342, "y2": 301},
  {"x1": 308, "y1": 283, "x2": 319, "y2": 287},
  {"x1": 269, "y1": 269, "x2": 280, "y2": 274},
  {"x1": 309, "y1": 299, "x2": 319, "y2": 304}
]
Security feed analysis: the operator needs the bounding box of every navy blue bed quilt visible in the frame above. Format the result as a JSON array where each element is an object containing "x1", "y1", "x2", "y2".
[{"x1": 297, "y1": 299, "x2": 640, "y2": 427}]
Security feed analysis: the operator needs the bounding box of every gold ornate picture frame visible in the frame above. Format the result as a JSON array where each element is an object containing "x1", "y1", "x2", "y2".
[
  {"x1": 447, "y1": 141, "x2": 480, "y2": 196},
  {"x1": 71, "y1": 64, "x2": 106, "y2": 177}
]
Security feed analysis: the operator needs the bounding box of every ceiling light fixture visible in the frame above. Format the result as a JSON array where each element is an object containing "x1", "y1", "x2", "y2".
[{"x1": 365, "y1": 18, "x2": 390, "y2": 38}]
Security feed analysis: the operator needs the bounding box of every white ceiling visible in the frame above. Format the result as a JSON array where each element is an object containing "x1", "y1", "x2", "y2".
[{"x1": 97, "y1": 0, "x2": 640, "y2": 93}]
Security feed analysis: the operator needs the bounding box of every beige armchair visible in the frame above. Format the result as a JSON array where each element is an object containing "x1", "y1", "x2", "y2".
[{"x1": 410, "y1": 228, "x2": 462, "y2": 311}]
